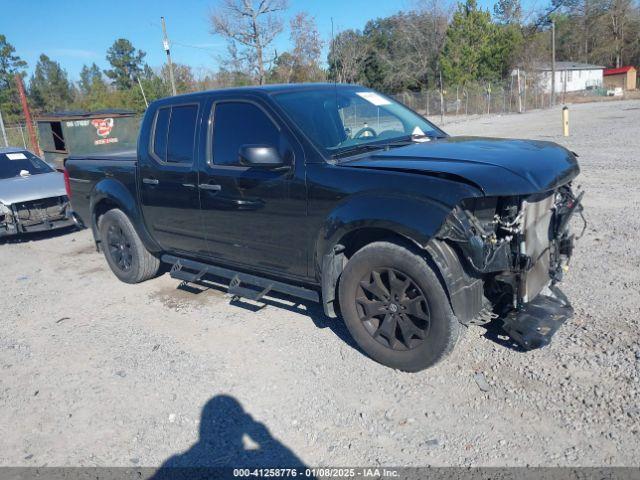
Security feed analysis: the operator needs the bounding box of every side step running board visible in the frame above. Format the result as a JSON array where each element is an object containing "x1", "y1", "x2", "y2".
[
  {"x1": 228, "y1": 275, "x2": 272, "y2": 301},
  {"x1": 170, "y1": 261, "x2": 205, "y2": 284},
  {"x1": 163, "y1": 254, "x2": 319, "y2": 303}
]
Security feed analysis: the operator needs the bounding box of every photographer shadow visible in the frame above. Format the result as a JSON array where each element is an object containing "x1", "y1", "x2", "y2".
[{"x1": 150, "y1": 395, "x2": 310, "y2": 479}]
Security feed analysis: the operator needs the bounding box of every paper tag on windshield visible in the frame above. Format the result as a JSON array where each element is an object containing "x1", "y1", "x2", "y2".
[
  {"x1": 6, "y1": 153, "x2": 27, "y2": 160},
  {"x1": 356, "y1": 91, "x2": 392, "y2": 106}
]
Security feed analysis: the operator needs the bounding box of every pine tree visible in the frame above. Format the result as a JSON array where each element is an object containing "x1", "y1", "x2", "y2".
[
  {"x1": 440, "y1": 0, "x2": 522, "y2": 85},
  {"x1": 29, "y1": 54, "x2": 74, "y2": 113},
  {"x1": 104, "y1": 39, "x2": 146, "y2": 90},
  {"x1": 79, "y1": 63, "x2": 105, "y2": 95},
  {"x1": 0, "y1": 34, "x2": 28, "y2": 124}
]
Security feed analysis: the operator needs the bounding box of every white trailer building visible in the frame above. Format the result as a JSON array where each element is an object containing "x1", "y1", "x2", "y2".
[{"x1": 515, "y1": 62, "x2": 605, "y2": 94}]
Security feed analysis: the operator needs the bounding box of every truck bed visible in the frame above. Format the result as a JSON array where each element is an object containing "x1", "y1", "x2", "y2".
[{"x1": 65, "y1": 152, "x2": 138, "y2": 227}]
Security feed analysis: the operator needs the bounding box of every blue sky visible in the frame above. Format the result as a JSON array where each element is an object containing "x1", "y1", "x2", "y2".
[{"x1": 2, "y1": 0, "x2": 515, "y2": 81}]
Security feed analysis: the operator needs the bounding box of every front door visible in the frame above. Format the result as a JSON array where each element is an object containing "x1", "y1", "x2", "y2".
[
  {"x1": 139, "y1": 103, "x2": 207, "y2": 256},
  {"x1": 198, "y1": 99, "x2": 307, "y2": 278}
]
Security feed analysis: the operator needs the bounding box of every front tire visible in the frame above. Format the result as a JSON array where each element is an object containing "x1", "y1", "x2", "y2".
[
  {"x1": 98, "y1": 209, "x2": 160, "y2": 284},
  {"x1": 338, "y1": 241, "x2": 461, "y2": 372}
]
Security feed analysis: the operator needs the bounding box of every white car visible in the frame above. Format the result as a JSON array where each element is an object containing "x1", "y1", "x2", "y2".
[{"x1": 0, "y1": 147, "x2": 77, "y2": 238}]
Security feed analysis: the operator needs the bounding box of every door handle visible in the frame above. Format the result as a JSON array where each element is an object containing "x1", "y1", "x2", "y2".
[
  {"x1": 142, "y1": 177, "x2": 159, "y2": 185},
  {"x1": 198, "y1": 184, "x2": 222, "y2": 191}
]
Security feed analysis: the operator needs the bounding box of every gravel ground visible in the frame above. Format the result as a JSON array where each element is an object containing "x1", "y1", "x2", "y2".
[{"x1": 1, "y1": 100, "x2": 639, "y2": 469}]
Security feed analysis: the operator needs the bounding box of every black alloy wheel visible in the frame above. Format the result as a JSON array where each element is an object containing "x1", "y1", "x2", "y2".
[
  {"x1": 106, "y1": 223, "x2": 133, "y2": 272},
  {"x1": 338, "y1": 241, "x2": 462, "y2": 371},
  {"x1": 356, "y1": 268, "x2": 430, "y2": 351},
  {"x1": 98, "y1": 208, "x2": 160, "y2": 284}
]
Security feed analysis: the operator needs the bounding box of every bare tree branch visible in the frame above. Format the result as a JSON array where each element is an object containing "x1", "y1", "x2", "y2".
[{"x1": 209, "y1": 0, "x2": 287, "y2": 84}]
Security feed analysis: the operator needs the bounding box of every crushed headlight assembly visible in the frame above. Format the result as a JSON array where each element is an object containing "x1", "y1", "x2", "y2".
[
  {"x1": 0, "y1": 202, "x2": 10, "y2": 223},
  {"x1": 0, "y1": 202, "x2": 16, "y2": 236},
  {"x1": 437, "y1": 198, "x2": 516, "y2": 273}
]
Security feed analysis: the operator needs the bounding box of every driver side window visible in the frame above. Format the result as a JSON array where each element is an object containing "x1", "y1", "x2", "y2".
[{"x1": 212, "y1": 101, "x2": 283, "y2": 166}]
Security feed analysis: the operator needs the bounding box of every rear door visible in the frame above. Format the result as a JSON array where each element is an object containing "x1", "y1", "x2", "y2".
[
  {"x1": 197, "y1": 97, "x2": 308, "y2": 278},
  {"x1": 139, "y1": 103, "x2": 208, "y2": 256}
]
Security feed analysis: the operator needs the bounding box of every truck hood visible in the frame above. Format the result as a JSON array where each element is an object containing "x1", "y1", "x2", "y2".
[
  {"x1": 339, "y1": 136, "x2": 580, "y2": 196},
  {"x1": 0, "y1": 171, "x2": 66, "y2": 205}
]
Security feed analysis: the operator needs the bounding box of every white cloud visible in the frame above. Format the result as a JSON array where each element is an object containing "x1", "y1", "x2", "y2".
[{"x1": 49, "y1": 48, "x2": 98, "y2": 59}]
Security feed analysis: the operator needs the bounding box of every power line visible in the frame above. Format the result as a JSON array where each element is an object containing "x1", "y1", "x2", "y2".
[{"x1": 171, "y1": 41, "x2": 222, "y2": 52}]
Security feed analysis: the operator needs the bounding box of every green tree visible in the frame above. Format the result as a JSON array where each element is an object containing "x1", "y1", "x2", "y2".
[
  {"x1": 139, "y1": 65, "x2": 169, "y2": 105},
  {"x1": 360, "y1": 16, "x2": 396, "y2": 91},
  {"x1": 269, "y1": 51, "x2": 295, "y2": 83},
  {"x1": 0, "y1": 34, "x2": 28, "y2": 124},
  {"x1": 440, "y1": 0, "x2": 522, "y2": 85},
  {"x1": 28, "y1": 54, "x2": 74, "y2": 113},
  {"x1": 73, "y1": 63, "x2": 111, "y2": 111},
  {"x1": 79, "y1": 63, "x2": 105, "y2": 95},
  {"x1": 104, "y1": 38, "x2": 146, "y2": 90}
]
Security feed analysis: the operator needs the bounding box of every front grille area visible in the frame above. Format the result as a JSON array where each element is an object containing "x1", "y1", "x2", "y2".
[{"x1": 12, "y1": 196, "x2": 69, "y2": 227}]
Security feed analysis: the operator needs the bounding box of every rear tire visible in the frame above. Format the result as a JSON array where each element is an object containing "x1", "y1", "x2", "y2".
[
  {"x1": 338, "y1": 241, "x2": 461, "y2": 372},
  {"x1": 98, "y1": 208, "x2": 160, "y2": 283}
]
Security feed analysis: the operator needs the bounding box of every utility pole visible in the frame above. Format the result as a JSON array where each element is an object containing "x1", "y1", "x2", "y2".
[
  {"x1": 161, "y1": 17, "x2": 177, "y2": 96},
  {"x1": 551, "y1": 19, "x2": 556, "y2": 107},
  {"x1": 0, "y1": 109, "x2": 8, "y2": 147},
  {"x1": 14, "y1": 74, "x2": 40, "y2": 155}
]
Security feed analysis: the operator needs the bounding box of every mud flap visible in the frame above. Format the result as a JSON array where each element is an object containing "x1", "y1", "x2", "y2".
[{"x1": 502, "y1": 286, "x2": 573, "y2": 350}]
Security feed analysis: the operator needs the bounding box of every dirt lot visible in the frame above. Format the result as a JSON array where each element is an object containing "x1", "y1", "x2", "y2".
[{"x1": 1, "y1": 100, "x2": 639, "y2": 468}]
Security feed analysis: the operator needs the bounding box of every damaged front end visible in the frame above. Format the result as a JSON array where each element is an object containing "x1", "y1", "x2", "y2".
[
  {"x1": 437, "y1": 184, "x2": 585, "y2": 349},
  {"x1": 0, "y1": 196, "x2": 76, "y2": 238}
]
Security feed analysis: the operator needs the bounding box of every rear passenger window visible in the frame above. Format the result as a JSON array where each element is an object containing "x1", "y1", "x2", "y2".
[
  {"x1": 167, "y1": 105, "x2": 198, "y2": 164},
  {"x1": 151, "y1": 104, "x2": 198, "y2": 164},
  {"x1": 152, "y1": 108, "x2": 170, "y2": 161}
]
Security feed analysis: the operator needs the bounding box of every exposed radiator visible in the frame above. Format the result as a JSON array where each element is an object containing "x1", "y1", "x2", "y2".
[{"x1": 521, "y1": 193, "x2": 555, "y2": 302}]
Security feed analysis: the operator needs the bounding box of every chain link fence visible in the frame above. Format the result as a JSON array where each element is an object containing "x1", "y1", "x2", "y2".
[
  {"x1": 393, "y1": 78, "x2": 558, "y2": 126},
  {"x1": 392, "y1": 76, "x2": 620, "y2": 126},
  {"x1": 0, "y1": 123, "x2": 39, "y2": 150}
]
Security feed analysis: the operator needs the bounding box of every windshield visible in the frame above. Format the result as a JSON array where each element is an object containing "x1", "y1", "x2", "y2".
[
  {"x1": 272, "y1": 87, "x2": 444, "y2": 158},
  {"x1": 0, "y1": 151, "x2": 54, "y2": 180}
]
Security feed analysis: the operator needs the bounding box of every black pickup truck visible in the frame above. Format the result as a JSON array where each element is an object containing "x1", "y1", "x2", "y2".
[{"x1": 66, "y1": 83, "x2": 583, "y2": 371}]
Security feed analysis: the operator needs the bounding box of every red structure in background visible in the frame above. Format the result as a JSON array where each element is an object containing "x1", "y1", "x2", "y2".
[
  {"x1": 603, "y1": 66, "x2": 634, "y2": 76},
  {"x1": 14, "y1": 73, "x2": 40, "y2": 156}
]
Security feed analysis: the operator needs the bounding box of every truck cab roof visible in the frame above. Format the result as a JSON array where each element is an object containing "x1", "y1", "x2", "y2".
[{"x1": 148, "y1": 83, "x2": 364, "y2": 106}]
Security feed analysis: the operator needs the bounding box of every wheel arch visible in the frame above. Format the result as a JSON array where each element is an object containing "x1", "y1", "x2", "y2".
[
  {"x1": 316, "y1": 195, "x2": 483, "y2": 323},
  {"x1": 315, "y1": 193, "x2": 454, "y2": 318},
  {"x1": 90, "y1": 178, "x2": 161, "y2": 254}
]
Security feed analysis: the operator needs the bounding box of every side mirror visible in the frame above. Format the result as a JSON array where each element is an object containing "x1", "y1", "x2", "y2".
[{"x1": 238, "y1": 145, "x2": 284, "y2": 168}]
